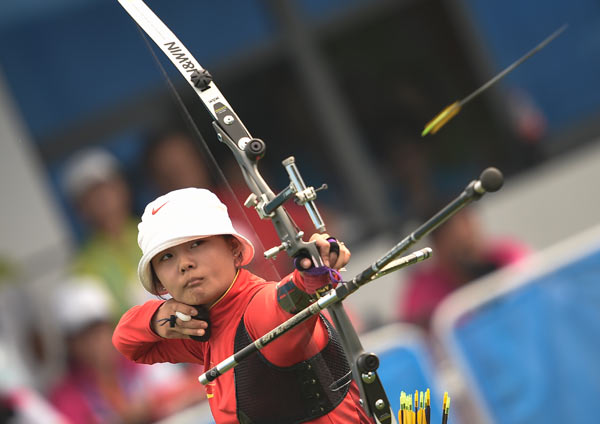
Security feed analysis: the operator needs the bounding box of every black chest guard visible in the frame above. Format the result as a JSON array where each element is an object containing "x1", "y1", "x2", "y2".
[{"x1": 233, "y1": 314, "x2": 352, "y2": 424}]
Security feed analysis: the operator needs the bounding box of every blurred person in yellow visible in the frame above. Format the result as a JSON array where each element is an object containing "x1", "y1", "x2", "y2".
[
  {"x1": 62, "y1": 147, "x2": 149, "y2": 319},
  {"x1": 47, "y1": 277, "x2": 205, "y2": 424}
]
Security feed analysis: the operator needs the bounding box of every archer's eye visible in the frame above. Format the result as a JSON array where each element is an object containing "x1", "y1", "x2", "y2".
[
  {"x1": 159, "y1": 252, "x2": 173, "y2": 262},
  {"x1": 191, "y1": 239, "x2": 205, "y2": 248}
]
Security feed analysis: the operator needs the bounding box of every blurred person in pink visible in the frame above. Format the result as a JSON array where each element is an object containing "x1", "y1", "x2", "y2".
[
  {"x1": 397, "y1": 207, "x2": 529, "y2": 329},
  {"x1": 47, "y1": 277, "x2": 205, "y2": 424},
  {"x1": 0, "y1": 339, "x2": 67, "y2": 424}
]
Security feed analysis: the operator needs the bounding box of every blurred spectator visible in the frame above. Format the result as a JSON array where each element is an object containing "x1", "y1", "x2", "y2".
[
  {"x1": 47, "y1": 278, "x2": 205, "y2": 424},
  {"x1": 381, "y1": 135, "x2": 437, "y2": 223},
  {"x1": 507, "y1": 87, "x2": 547, "y2": 145},
  {"x1": 397, "y1": 206, "x2": 529, "y2": 329},
  {"x1": 62, "y1": 147, "x2": 149, "y2": 319},
  {"x1": 0, "y1": 385, "x2": 67, "y2": 424},
  {"x1": 505, "y1": 87, "x2": 548, "y2": 168},
  {"x1": 143, "y1": 129, "x2": 216, "y2": 195}
]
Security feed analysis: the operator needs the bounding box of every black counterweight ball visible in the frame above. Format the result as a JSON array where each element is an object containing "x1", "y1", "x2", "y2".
[{"x1": 479, "y1": 167, "x2": 504, "y2": 192}]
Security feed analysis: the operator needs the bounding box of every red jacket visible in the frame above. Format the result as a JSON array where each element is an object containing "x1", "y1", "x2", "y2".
[{"x1": 113, "y1": 268, "x2": 373, "y2": 423}]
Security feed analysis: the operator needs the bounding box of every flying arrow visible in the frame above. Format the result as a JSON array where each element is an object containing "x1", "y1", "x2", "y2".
[{"x1": 422, "y1": 24, "x2": 567, "y2": 136}]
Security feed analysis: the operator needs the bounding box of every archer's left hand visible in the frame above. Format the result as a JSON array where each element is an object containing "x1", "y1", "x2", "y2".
[{"x1": 298, "y1": 233, "x2": 351, "y2": 270}]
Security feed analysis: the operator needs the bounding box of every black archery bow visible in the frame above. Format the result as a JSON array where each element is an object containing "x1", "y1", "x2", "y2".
[
  {"x1": 117, "y1": 0, "x2": 396, "y2": 421},
  {"x1": 117, "y1": 1, "x2": 505, "y2": 422}
]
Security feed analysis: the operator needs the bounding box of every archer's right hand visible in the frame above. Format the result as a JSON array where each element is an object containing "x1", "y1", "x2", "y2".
[{"x1": 151, "y1": 299, "x2": 208, "y2": 339}]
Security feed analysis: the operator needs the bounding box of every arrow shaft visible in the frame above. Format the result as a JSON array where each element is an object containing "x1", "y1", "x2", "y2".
[{"x1": 460, "y1": 24, "x2": 567, "y2": 106}]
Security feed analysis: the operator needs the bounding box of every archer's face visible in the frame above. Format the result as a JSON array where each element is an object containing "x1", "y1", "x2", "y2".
[{"x1": 151, "y1": 236, "x2": 239, "y2": 306}]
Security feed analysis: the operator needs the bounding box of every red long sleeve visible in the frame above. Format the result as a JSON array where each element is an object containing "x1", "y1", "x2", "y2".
[
  {"x1": 112, "y1": 299, "x2": 204, "y2": 365},
  {"x1": 112, "y1": 270, "x2": 331, "y2": 368}
]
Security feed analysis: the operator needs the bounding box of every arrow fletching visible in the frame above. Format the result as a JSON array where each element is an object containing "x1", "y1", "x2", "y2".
[{"x1": 421, "y1": 101, "x2": 461, "y2": 136}]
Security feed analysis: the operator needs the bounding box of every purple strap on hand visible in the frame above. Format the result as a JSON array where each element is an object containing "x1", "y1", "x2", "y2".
[
  {"x1": 303, "y1": 265, "x2": 342, "y2": 285},
  {"x1": 294, "y1": 236, "x2": 342, "y2": 286}
]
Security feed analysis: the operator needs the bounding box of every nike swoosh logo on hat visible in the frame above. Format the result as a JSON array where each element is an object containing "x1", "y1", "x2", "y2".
[{"x1": 152, "y1": 201, "x2": 168, "y2": 215}]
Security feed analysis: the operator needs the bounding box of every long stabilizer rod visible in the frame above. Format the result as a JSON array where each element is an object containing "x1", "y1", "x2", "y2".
[{"x1": 199, "y1": 167, "x2": 503, "y2": 384}]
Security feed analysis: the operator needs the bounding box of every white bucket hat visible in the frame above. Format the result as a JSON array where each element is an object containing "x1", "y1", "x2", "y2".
[{"x1": 137, "y1": 188, "x2": 254, "y2": 294}]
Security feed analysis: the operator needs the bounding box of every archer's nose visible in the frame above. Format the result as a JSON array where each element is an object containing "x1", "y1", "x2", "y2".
[{"x1": 179, "y1": 256, "x2": 196, "y2": 273}]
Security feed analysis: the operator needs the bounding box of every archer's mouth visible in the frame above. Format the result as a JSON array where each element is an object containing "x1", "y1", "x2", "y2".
[{"x1": 186, "y1": 278, "x2": 204, "y2": 288}]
